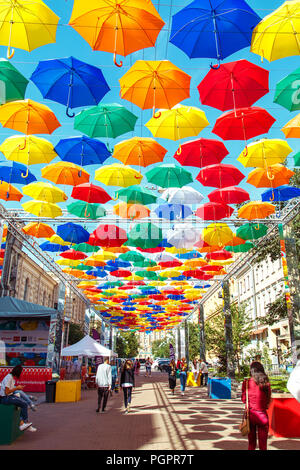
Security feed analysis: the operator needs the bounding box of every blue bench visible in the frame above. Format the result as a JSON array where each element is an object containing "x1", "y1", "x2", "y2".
[{"x1": 0, "y1": 404, "x2": 24, "y2": 445}]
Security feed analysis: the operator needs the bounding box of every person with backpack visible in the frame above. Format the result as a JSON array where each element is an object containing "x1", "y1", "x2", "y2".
[{"x1": 120, "y1": 359, "x2": 135, "y2": 414}]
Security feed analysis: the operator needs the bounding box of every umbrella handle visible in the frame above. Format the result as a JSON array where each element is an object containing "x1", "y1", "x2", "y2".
[
  {"x1": 21, "y1": 168, "x2": 29, "y2": 179},
  {"x1": 7, "y1": 47, "x2": 14, "y2": 59},
  {"x1": 210, "y1": 60, "x2": 221, "y2": 70},
  {"x1": 113, "y1": 52, "x2": 123, "y2": 68},
  {"x1": 176, "y1": 145, "x2": 182, "y2": 156},
  {"x1": 152, "y1": 108, "x2": 161, "y2": 119},
  {"x1": 269, "y1": 191, "x2": 275, "y2": 202},
  {"x1": 84, "y1": 206, "x2": 91, "y2": 218},
  {"x1": 254, "y1": 224, "x2": 260, "y2": 231},
  {"x1": 243, "y1": 147, "x2": 248, "y2": 157},
  {"x1": 112, "y1": 193, "x2": 119, "y2": 201},
  {"x1": 18, "y1": 138, "x2": 27, "y2": 151},
  {"x1": 267, "y1": 171, "x2": 275, "y2": 181},
  {"x1": 66, "y1": 107, "x2": 75, "y2": 118}
]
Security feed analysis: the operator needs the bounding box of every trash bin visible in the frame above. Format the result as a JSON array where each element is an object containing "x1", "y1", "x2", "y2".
[{"x1": 45, "y1": 380, "x2": 57, "y2": 403}]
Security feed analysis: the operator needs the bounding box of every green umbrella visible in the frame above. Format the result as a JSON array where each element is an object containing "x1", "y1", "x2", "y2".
[
  {"x1": 274, "y1": 67, "x2": 300, "y2": 112},
  {"x1": 294, "y1": 151, "x2": 300, "y2": 167},
  {"x1": 119, "y1": 251, "x2": 145, "y2": 262},
  {"x1": 0, "y1": 59, "x2": 29, "y2": 104},
  {"x1": 225, "y1": 242, "x2": 254, "y2": 253},
  {"x1": 67, "y1": 201, "x2": 106, "y2": 219},
  {"x1": 73, "y1": 243, "x2": 100, "y2": 253},
  {"x1": 133, "y1": 259, "x2": 157, "y2": 268},
  {"x1": 145, "y1": 164, "x2": 193, "y2": 188},
  {"x1": 236, "y1": 223, "x2": 268, "y2": 240},
  {"x1": 135, "y1": 270, "x2": 158, "y2": 280},
  {"x1": 116, "y1": 185, "x2": 157, "y2": 205},
  {"x1": 125, "y1": 222, "x2": 163, "y2": 249},
  {"x1": 74, "y1": 103, "x2": 138, "y2": 139},
  {"x1": 75, "y1": 264, "x2": 94, "y2": 271}
]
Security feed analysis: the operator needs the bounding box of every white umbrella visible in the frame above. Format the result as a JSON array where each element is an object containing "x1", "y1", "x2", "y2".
[
  {"x1": 154, "y1": 253, "x2": 176, "y2": 262},
  {"x1": 167, "y1": 226, "x2": 201, "y2": 249},
  {"x1": 161, "y1": 186, "x2": 204, "y2": 204}
]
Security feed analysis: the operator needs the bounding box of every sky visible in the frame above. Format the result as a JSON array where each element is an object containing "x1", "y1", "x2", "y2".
[{"x1": 1, "y1": 0, "x2": 300, "y2": 240}]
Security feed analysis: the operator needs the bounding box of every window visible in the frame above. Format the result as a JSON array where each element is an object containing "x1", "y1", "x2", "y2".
[{"x1": 23, "y1": 278, "x2": 29, "y2": 301}]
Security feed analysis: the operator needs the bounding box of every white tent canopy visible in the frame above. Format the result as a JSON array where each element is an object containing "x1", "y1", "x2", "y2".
[{"x1": 61, "y1": 335, "x2": 117, "y2": 358}]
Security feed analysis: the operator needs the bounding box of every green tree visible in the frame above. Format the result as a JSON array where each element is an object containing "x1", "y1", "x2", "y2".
[
  {"x1": 115, "y1": 331, "x2": 139, "y2": 358},
  {"x1": 152, "y1": 334, "x2": 175, "y2": 358},
  {"x1": 68, "y1": 322, "x2": 85, "y2": 345},
  {"x1": 188, "y1": 322, "x2": 201, "y2": 361},
  {"x1": 265, "y1": 295, "x2": 288, "y2": 326}
]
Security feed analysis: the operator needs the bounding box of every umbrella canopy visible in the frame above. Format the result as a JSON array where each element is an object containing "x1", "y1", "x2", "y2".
[
  {"x1": 119, "y1": 251, "x2": 145, "y2": 263},
  {"x1": 282, "y1": 113, "x2": 300, "y2": 138},
  {"x1": 74, "y1": 103, "x2": 138, "y2": 140},
  {"x1": 198, "y1": 59, "x2": 269, "y2": 111},
  {"x1": 22, "y1": 222, "x2": 55, "y2": 239},
  {"x1": 30, "y1": 56, "x2": 110, "y2": 117},
  {"x1": 202, "y1": 223, "x2": 233, "y2": 247},
  {"x1": 54, "y1": 136, "x2": 110, "y2": 167},
  {"x1": 22, "y1": 182, "x2": 67, "y2": 203},
  {"x1": 145, "y1": 164, "x2": 193, "y2": 188},
  {"x1": 119, "y1": 60, "x2": 191, "y2": 117},
  {"x1": 72, "y1": 243, "x2": 100, "y2": 254},
  {"x1": 237, "y1": 201, "x2": 275, "y2": 220},
  {"x1": 161, "y1": 186, "x2": 204, "y2": 205},
  {"x1": 116, "y1": 186, "x2": 157, "y2": 205},
  {"x1": 261, "y1": 186, "x2": 300, "y2": 203},
  {"x1": 0, "y1": 135, "x2": 57, "y2": 167},
  {"x1": 154, "y1": 204, "x2": 193, "y2": 220},
  {"x1": 0, "y1": 99, "x2": 61, "y2": 135},
  {"x1": 0, "y1": 59, "x2": 28, "y2": 103},
  {"x1": 113, "y1": 203, "x2": 150, "y2": 220},
  {"x1": 71, "y1": 183, "x2": 111, "y2": 204},
  {"x1": 225, "y1": 241, "x2": 254, "y2": 253},
  {"x1": 247, "y1": 164, "x2": 294, "y2": 188},
  {"x1": 169, "y1": 0, "x2": 260, "y2": 65},
  {"x1": 174, "y1": 137, "x2": 228, "y2": 167},
  {"x1": 40, "y1": 242, "x2": 70, "y2": 252},
  {"x1": 0, "y1": 0, "x2": 59, "y2": 59},
  {"x1": 113, "y1": 137, "x2": 166, "y2": 167},
  {"x1": 57, "y1": 223, "x2": 90, "y2": 244},
  {"x1": 69, "y1": 0, "x2": 165, "y2": 66},
  {"x1": 167, "y1": 227, "x2": 200, "y2": 249},
  {"x1": 208, "y1": 187, "x2": 250, "y2": 205},
  {"x1": 195, "y1": 202, "x2": 234, "y2": 220},
  {"x1": 126, "y1": 223, "x2": 163, "y2": 249},
  {"x1": 93, "y1": 225, "x2": 128, "y2": 248},
  {"x1": 237, "y1": 138, "x2": 292, "y2": 168},
  {"x1": 0, "y1": 181, "x2": 22, "y2": 201},
  {"x1": 0, "y1": 161, "x2": 36, "y2": 185},
  {"x1": 95, "y1": 164, "x2": 142, "y2": 187},
  {"x1": 67, "y1": 202, "x2": 107, "y2": 219},
  {"x1": 274, "y1": 67, "x2": 300, "y2": 112},
  {"x1": 60, "y1": 249, "x2": 88, "y2": 261},
  {"x1": 251, "y1": 1, "x2": 300, "y2": 62},
  {"x1": 196, "y1": 164, "x2": 245, "y2": 188},
  {"x1": 205, "y1": 250, "x2": 232, "y2": 261},
  {"x1": 22, "y1": 200, "x2": 62, "y2": 218},
  {"x1": 41, "y1": 162, "x2": 90, "y2": 186}
]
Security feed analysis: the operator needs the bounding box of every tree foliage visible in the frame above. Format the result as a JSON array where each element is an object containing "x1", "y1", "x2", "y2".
[
  {"x1": 188, "y1": 322, "x2": 201, "y2": 361},
  {"x1": 68, "y1": 322, "x2": 85, "y2": 345},
  {"x1": 152, "y1": 333, "x2": 175, "y2": 358},
  {"x1": 265, "y1": 295, "x2": 288, "y2": 326},
  {"x1": 115, "y1": 331, "x2": 139, "y2": 358}
]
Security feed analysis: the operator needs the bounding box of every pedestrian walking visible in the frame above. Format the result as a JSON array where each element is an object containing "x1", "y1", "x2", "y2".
[
  {"x1": 168, "y1": 359, "x2": 177, "y2": 395},
  {"x1": 178, "y1": 357, "x2": 188, "y2": 396},
  {"x1": 145, "y1": 357, "x2": 152, "y2": 377},
  {"x1": 110, "y1": 359, "x2": 118, "y2": 395},
  {"x1": 95, "y1": 356, "x2": 112, "y2": 413},
  {"x1": 200, "y1": 358, "x2": 209, "y2": 386},
  {"x1": 136, "y1": 359, "x2": 141, "y2": 375},
  {"x1": 0, "y1": 365, "x2": 37, "y2": 432},
  {"x1": 120, "y1": 359, "x2": 135, "y2": 414},
  {"x1": 241, "y1": 361, "x2": 272, "y2": 451}
]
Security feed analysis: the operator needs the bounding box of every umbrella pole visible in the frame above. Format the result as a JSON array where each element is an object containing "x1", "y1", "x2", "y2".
[
  {"x1": 113, "y1": 13, "x2": 123, "y2": 67},
  {"x1": 66, "y1": 73, "x2": 75, "y2": 118},
  {"x1": 7, "y1": 8, "x2": 15, "y2": 59}
]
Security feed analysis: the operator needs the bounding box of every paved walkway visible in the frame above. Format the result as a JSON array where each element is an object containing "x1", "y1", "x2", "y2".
[{"x1": 2, "y1": 371, "x2": 300, "y2": 450}]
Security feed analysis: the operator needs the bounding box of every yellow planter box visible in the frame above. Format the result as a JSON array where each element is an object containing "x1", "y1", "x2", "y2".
[
  {"x1": 187, "y1": 371, "x2": 201, "y2": 387},
  {"x1": 55, "y1": 380, "x2": 81, "y2": 403}
]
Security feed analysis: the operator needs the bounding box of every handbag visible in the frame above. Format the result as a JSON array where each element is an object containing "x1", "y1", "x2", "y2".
[{"x1": 239, "y1": 379, "x2": 250, "y2": 436}]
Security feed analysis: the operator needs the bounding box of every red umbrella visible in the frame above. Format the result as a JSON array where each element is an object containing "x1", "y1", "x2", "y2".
[
  {"x1": 110, "y1": 270, "x2": 132, "y2": 278},
  {"x1": 208, "y1": 186, "x2": 250, "y2": 205},
  {"x1": 198, "y1": 60, "x2": 269, "y2": 111},
  {"x1": 212, "y1": 107, "x2": 276, "y2": 154},
  {"x1": 182, "y1": 270, "x2": 213, "y2": 280},
  {"x1": 173, "y1": 137, "x2": 228, "y2": 167},
  {"x1": 159, "y1": 260, "x2": 182, "y2": 268},
  {"x1": 126, "y1": 281, "x2": 145, "y2": 286},
  {"x1": 149, "y1": 294, "x2": 167, "y2": 300},
  {"x1": 196, "y1": 164, "x2": 245, "y2": 188},
  {"x1": 200, "y1": 265, "x2": 223, "y2": 272},
  {"x1": 137, "y1": 246, "x2": 164, "y2": 253},
  {"x1": 71, "y1": 183, "x2": 111, "y2": 203},
  {"x1": 205, "y1": 250, "x2": 232, "y2": 261},
  {"x1": 91, "y1": 225, "x2": 128, "y2": 248},
  {"x1": 195, "y1": 202, "x2": 234, "y2": 220},
  {"x1": 59, "y1": 249, "x2": 88, "y2": 260}
]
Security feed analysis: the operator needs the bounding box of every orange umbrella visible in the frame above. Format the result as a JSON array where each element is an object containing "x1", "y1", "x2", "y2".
[
  {"x1": 238, "y1": 201, "x2": 275, "y2": 220},
  {"x1": 113, "y1": 202, "x2": 150, "y2": 220},
  {"x1": 41, "y1": 162, "x2": 90, "y2": 186},
  {"x1": 103, "y1": 246, "x2": 130, "y2": 254},
  {"x1": 22, "y1": 222, "x2": 55, "y2": 239},
  {"x1": 282, "y1": 113, "x2": 300, "y2": 138},
  {"x1": 226, "y1": 235, "x2": 246, "y2": 247},
  {"x1": 119, "y1": 60, "x2": 191, "y2": 117},
  {"x1": 0, "y1": 99, "x2": 60, "y2": 136},
  {"x1": 113, "y1": 137, "x2": 167, "y2": 167},
  {"x1": 69, "y1": 0, "x2": 165, "y2": 67},
  {"x1": 247, "y1": 164, "x2": 294, "y2": 188},
  {"x1": 0, "y1": 181, "x2": 23, "y2": 201}
]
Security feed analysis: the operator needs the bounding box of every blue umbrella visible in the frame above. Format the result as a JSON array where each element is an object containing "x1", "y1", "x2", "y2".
[
  {"x1": 57, "y1": 223, "x2": 90, "y2": 244},
  {"x1": 176, "y1": 250, "x2": 202, "y2": 259},
  {"x1": 169, "y1": 0, "x2": 261, "y2": 67},
  {"x1": 107, "y1": 260, "x2": 131, "y2": 268},
  {"x1": 40, "y1": 242, "x2": 70, "y2": 252},
  {"x1": 261, "y1": 186, "x2": 300, "y2": 203},
  {"x1": 86, "y1": 269, "x2": 108, "y2": 278},
  {"x1": 155, "y1": 204, "x2": 193, "y2": 220},
  {"x1": 158, "y1": 239, "x2": 173, "y2": 248},
  {"x1": 0, "y1": 161, "x2": 37, "y2": 185},
  {"x1": 54, "y1": 135, "x2": 111, "y2": 166},
  {"x1": 30, "y1": 56, "x2": 110, "y2": 117}
]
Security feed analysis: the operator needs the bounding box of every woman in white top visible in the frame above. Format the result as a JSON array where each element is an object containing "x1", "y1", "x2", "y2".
[{"x1": 191, "y1": 359, "x2": 200, "y2": 382}]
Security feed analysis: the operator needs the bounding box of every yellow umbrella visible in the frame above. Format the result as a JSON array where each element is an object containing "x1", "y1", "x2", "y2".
[
  {"x1": 251, "y1": 1, "x2": 300, "y2": 62},
  {"x1": 95, "y1": 164, "x2": 142, "y2": 187},
  {"x1": 237, "y1": 201, "x2": 275, "y2": 220},
  {"x1": 22, "y1": 200, "x2": 62, "y2": 218},
  {"x1": 0, "y1": 0, "x2": 59, "y2": 59},
  {"x1": 119, "y1": 60, "x2": 191, "y2": 117},
  {"x1": 22, "y1": 182, "x2": 67, "y2": 203},
  {"x1": 183, "y1": 259, "x2": 207, "y2": 268},
  {"x1": 0, "y1": 135, "x2": 57, "y2": 166},
  {"x1": 202, "y1": 223, "x2": 233, "y2": 248},
  {"x1": 113, "y1": 137, "x2": 167, "y2": 167},
  {"x1": 47, "y1": 235, "x2": 70, "y2": 246},
  {"x1": 56, "y1": 259, "x2": 81, "y2": 267},
  {"x1": 145, "y1": 104, "x2": 209, "y2": 153},
  {"x1": 282, "y1": 113, "x2": 300, "y2": 138},
  {"x1": 42, "y1": 162, "x2": 90, "y2": 186},
  {"x1": 237, "y1": 138, "x2": 293, "y2": 168}
]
